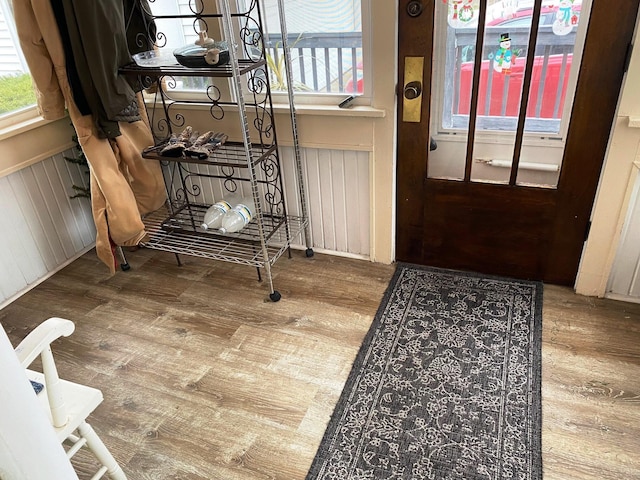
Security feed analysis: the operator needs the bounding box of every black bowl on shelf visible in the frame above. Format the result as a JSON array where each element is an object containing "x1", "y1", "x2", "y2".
[{"x1": 173, "y1": 41, "x2": 230, "y2": 68}]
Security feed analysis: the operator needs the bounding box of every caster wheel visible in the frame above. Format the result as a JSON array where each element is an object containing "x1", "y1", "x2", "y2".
[
  {"x1": 269, "y1": 291, "x2": 282, "y2": 302},
  {"x1": 120, "y1": 263, "x2": 131, "y2": 271},
  {"x1": 305, "y1": 248, "x2": 314, "y2": 258}
]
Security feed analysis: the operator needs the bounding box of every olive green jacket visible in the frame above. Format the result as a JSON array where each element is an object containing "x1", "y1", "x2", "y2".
[{"x1": 12, "y1": 0, "x2": 166, "y2": 273}]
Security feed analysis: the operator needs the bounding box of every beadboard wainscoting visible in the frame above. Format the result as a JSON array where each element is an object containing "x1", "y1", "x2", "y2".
[
  {"x1": 168, "y1": 146, "x2": 371, "y2": 258},
  {"x1": 0, "y1": 145, "x2": 369, "y2": 307},
  {"x1": 0, "y1": 148, "x2": 95, "y2": 308},
  {"x1": 284, "y1": 147, "x2": 370, "y2": 257},
  {"x1": 607, "y1": 162, "x2": 640, "y2": 303}
]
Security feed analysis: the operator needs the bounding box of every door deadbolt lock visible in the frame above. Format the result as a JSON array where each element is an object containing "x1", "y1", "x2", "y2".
[
  {"x1": 407, "y1": 0, "x2": 424, "y2": 17},
  {"x1": 404, "y1": 81, "x2": 422, "y2": 100}
]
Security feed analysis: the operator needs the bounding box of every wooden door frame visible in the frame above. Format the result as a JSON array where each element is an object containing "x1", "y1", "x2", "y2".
[
  {"x1": 543, "y1": 0, "x2": 638, "y2": 283},
  {"x1": 396, "y1": 0, "x2": 435, "y2": 268},
  {"x1": 396, "y1": 0, "x2": 640, "y2": 285}
]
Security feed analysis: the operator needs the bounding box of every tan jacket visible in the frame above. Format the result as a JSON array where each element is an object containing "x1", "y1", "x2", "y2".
[{"x1": 12, "y1": 0, "x2": 166, "y2": 273}]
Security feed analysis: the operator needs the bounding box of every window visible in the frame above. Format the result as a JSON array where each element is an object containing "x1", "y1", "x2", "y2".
[
  {"x1": 0, "y1": 0, "x2": 36, "y2": 121},
  {"x1": 427, "y1": 0, "x2": 591, "y2": 186},
  {"x1": 432, "y1": 0, "x2": 585, "y2": 136},
  {"x1": 255, "y1": 0, "x2": 364, "y2": 95},
  {"x1": 145, "y1": 0, "x2": 365, "y2": 101}
]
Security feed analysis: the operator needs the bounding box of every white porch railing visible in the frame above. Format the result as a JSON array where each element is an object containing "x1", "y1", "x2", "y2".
[
  {"x1": 264, "y1": 32, "x2": 362, "y2": 94},
  {"x1": 443, "y1": 25, "x2": 577, "y2": 134}
]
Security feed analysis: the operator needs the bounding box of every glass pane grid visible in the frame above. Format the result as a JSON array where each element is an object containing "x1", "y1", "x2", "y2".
[{"x1": 430, "y1": 0, "x2": 587, "y2": 189}]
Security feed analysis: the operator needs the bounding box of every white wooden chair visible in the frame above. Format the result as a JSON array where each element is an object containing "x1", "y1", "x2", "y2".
[{"x1": 14, "y1": 317, "x2": 127, "y2": 480}]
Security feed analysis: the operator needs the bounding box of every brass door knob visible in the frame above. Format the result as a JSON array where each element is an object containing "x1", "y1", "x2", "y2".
[{"x1": 404, "y1": 81, "x2": 422, "y2": 100}]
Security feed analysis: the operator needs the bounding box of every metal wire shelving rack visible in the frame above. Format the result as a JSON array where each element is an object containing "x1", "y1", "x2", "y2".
[{"x1": 122, "y1": 0, "x2": 313, "y2": 301}]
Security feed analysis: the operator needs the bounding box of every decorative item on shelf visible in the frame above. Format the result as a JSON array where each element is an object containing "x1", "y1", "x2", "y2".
[
  {"x1": 173, "y1": 32, "x2": 229, "y2": 68},
  {"x1": 132, "y1": 49, "x2": 179, "y2": 68},
  {"x1": 195, "y1": 31, "x2": 216, "y2": 48}
]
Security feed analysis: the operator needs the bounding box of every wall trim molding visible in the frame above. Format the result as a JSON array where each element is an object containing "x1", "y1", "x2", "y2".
[
  {"x1": 0, "y1": 117, "x2": 75, "y2": 179},
  {"x1": 0, "y1": 245, "x2": 95, "y2": 311}
]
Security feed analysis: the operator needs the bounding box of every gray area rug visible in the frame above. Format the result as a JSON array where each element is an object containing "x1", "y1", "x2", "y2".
[{"x1": 306, "y1": 263, "x2": 543, "y2": 479}]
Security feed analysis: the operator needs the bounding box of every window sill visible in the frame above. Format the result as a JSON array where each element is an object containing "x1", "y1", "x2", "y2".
[
  {"x1": 143, "y1": 97, "x2": 386, "y2": 119},
  {"x1": 272, "y1": 103, "x2": 386, "y2": 118},
  {"x1": 433, "y1": 131, "x2": 565, "y2": 148},
  {"x1": 0, "y1": 114, "x2": 74, "y2": 179},
  {"x1": 0, "y1": 112, "x2": 54, "y2": 142}
]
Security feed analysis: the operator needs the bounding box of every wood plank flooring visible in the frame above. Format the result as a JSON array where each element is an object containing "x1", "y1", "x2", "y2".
[{"x1": 1, "y1": 248, "x2": 639, "y2": 479}]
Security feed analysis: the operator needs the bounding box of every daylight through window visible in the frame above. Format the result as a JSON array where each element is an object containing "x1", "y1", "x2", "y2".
[
  {"x1": 0, "y1": 0, "x2": 36, "y2": 119},
  {"x1": 147, "y1": 0, "x2": 364, "y2": 97}
]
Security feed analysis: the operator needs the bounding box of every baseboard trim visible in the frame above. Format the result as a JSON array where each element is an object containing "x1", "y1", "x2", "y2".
[{"x1": 0, "y1": 245, "x2": 96, "y2": 311}]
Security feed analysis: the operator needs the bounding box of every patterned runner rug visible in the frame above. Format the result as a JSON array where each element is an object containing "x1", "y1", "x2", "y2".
[{"x1": 306, "y1": 264, "x2": 543, "y2": 480}]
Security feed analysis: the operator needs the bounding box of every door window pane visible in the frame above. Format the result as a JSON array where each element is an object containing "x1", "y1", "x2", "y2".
[
  {"x1": 435, "y1": 0, "x2": 585, "y2": 135},
  {"x1": 451, "y1": 1, "x2": 584, "y2": 135},
  {"x1": 517, "y1": 0, "x2": 589, "y2": 187},
  {"x1": 427, "y1": 0, "x2": 479, "y2": 180},
  {"x1": 429, "y1": 0, "x2": 590, "y2": 187},
  {"x1": 471, "y1": 14, "x2": 534, "y2": 184}
]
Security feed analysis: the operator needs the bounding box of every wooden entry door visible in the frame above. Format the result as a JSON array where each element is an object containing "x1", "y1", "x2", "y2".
[{"x1": 396, "y1": 0, "x2": 638, "y2": 285}]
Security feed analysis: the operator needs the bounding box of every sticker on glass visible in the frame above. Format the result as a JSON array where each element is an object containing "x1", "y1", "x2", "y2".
[
  {"x1": 491, "y1": 32, "x2": 515, "y2": 75},
  {"x1": 443, "y1": 0, "x2": 477, "y2": 28},
  {"x1": 553, "y1": 0, "x2": 579, "y2": 36}
]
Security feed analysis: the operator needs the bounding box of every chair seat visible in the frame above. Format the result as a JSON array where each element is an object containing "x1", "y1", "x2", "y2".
[{"x1": 26, "y1": 369, "x2": 103, "y2": 442}]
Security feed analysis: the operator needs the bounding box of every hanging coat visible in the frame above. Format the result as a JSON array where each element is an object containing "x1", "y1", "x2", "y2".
[{"x1": 12, "y1": 0, "x2": 166, "y2": 274}]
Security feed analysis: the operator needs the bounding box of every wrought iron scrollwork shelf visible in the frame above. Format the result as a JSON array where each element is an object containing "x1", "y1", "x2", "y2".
[
  {"x1": 141, "y1": 142, "x2": 276, "y2": 169},
  {"x1": 141, "y1": 205, "x2": 309, "y2": 269},
  {"x1": 123, "y1": 0, "x2": 313, "y2": 301},
  {"x1": 119, "y1": 59, "x2": 266, "y2": 78}
]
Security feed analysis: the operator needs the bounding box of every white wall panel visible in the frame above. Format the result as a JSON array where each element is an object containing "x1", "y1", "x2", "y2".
[
  {"x1": 301, "y1": 148, "x2": 325, "y2": 250},
  {"x1": 330, "y1": 151, "x2": 348, "y2": 252},
  {"x1": 19, "y1": 165, "x2": 69, "y2": 264},
  {"x1": 0, "y1": 184, "x2": 28, "y2": 299},
  {"x1": 0, "y1": 176, "x2": 47, "y2": 286},
  {"x1": 607, "y1": 167, "x2": 640, "y2": 302},
  {"x1": 281, "y1": 146, "x2": 370, "y2": 257},
  {"x1": 0, "y1": 150, "x2": 95, "y2": 308},
  {"x1": 318, "y1": 149, "x2": 337, "y2": 251},
  {"x1": 0, "y1": 142, "x2": 367, "y2": 306},
  {"x1": 164, "y1": 146, "x2": 371, "y2": 257}
]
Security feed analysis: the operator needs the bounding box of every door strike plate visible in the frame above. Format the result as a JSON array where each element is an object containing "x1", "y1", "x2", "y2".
[{"x1": 403, "y1": 57, "x2": 424, "y2": 123}]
